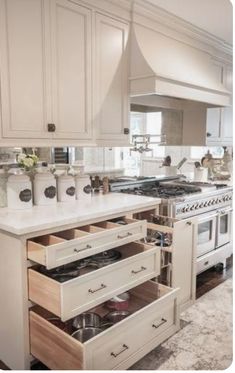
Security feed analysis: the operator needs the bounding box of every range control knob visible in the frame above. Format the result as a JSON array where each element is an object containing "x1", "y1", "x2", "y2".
[
  {"x1": 195, "y1": 203, "x2": 199, "y2": 209},
  {"x1": 199, "y1": 202, "x2": 204, "y2": 208},
  {"x1": 204, "y1": 201, "x2": 208, "y2": 207},
  {"x1": 190, "y1": 205, "x2": 195, "y2": 210},
  {"x1": 208, "y1": 200, "x2": 212, "y2": 206},
  {"x1": 212, "y1": 199, "x2": 216, "y2": 205}
]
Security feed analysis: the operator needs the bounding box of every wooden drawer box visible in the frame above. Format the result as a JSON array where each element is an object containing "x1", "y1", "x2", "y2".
[
  {"x1": 28, "y1": 242, "x2": 161, "y2": 321},
  {"x1": 27, "y1": 218, "x2": 147, "y2": 269},
  {"x1": 29, "y1": 281, "x2": 179, "y2": 370}
]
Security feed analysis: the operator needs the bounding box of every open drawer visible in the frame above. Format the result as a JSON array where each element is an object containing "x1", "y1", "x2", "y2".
[
  {"x1": 29, "y1": 281, "x2": 179, "y2": 370},
  {"x1": 27, "y1": 218, "x2": 147, "y2": 269},
  {"x1": 28, "y1": 242, "x2": 161, "y2": 321}
]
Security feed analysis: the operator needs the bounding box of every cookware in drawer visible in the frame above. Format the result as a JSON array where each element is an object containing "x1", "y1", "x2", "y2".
[
  {"x1": 27, "y1": 218, "x2": 147, "y2": 269},
  {"x1": 29, "y1": 281, "x2": 179, "y2": 370},
  {"x1": 28, "y1": 242, "x2": 161, "y2": 321}
]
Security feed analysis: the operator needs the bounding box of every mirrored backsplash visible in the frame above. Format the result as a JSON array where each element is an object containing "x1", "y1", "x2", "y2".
[{"x1": 0, "y1": 145, "x2": 231, "y2": 178}]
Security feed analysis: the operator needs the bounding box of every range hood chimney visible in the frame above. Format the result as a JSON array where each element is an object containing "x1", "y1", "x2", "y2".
[{"x1": 129, "y1": 24, "x2": 231, "y2": 107}]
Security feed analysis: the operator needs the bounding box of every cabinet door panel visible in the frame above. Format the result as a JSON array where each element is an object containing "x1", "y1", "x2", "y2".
[
  {"x1": 0, "y1": 0, "x2": 51, "y2": 138},
  {"x1": 95, "y1": 13, "x2": 130, "y2": 143},
  {"x1": 221, "y1": 107, "x2": 233, "y2": 144},
  {"x1": 50, "y1": 0, "x2": 92, "y2": 139},
  {"x1": 206, "y1": 107, "x2": 221, "y2": 144}
]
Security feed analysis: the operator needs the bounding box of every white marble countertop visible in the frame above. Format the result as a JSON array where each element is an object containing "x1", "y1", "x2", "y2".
[{"x1": 0, "y1": 193, "x2": 160, "y2": 236}]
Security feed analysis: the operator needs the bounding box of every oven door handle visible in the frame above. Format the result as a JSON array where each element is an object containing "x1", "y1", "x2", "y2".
[
  {"x1": 217, "y1": 207, "x2": 233, "y2": 215},
  {"x1": 197, "y1": 212, "x2": 218, "y2": 223}
]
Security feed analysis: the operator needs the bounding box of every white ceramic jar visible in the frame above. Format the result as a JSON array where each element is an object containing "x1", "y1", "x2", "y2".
[
  {"x1": 75, "y1": 175, "x2": 92, "y2": 200},
  {"x1": 7, "y1": 174, "x2": 32, "y2": 209},
  {"x1": 34, "y1": 172, "x2": 57, "y2": 206},
  {"x1": 57, "y1": 174, "x2": 76, "y2": 202},
  {"x1": 0, "y1": 169, "x2": 8, "y2": 207}
]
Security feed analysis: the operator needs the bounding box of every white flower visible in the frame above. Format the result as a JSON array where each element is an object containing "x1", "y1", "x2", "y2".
[
  {"x1": 23, "y1": 157, "x2": 34, "y2": 168},
  {"x1": 18, "y1": 153, "x2": 26, "y2": 163}
]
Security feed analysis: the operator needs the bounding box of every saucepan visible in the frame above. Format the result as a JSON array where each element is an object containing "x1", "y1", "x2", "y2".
[
  {"x1": 72, "y1": 312, "x2": 101, "y2": 329},
  {"x1": 71, "y1": 327, "x2": 103, "y2": 342}
]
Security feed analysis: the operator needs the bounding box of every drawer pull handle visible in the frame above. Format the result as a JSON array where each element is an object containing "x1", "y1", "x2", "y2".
[
  {"x1": 117, "y1": 232, "x2": 132, "y2": 239},
  {"x1": 152, "y1": 318, "x2": 167, "y2": 329},
  {"x1": 131, "y1": 266, "x2": 147, "y2": 274},
  {"x1": 111, "y1": 344, "x2": 129, "y2": 358},
  {"x1": 186, "y1": 221, "x2": 192, "y2": 226},
  {"x1": 88, "y1": 283, "x2": 107, "y2": 294},
  {"x1": 204, "y1": 261, "x2": 209, "y2": 266},
  {"x1": 74, "y1": 244, "x2": 92, "y2": 253}
]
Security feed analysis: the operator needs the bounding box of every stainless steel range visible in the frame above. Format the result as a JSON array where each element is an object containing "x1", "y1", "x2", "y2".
[
  {"x1": 110, "y1": 177, "x2": 233, "y2": 273},
  {"x1": 110, "y1": 177, "x2": 232, "y2": 218}
]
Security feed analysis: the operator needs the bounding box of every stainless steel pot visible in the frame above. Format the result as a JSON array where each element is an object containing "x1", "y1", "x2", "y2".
[
  {"x1": 72, "y1": 312, "x2": 101, "y2": 329},
  {"x1": 104, "y1": 310, "x2": 131, "y2": 323},
  {"x1": 71, "y1": 327, "x2": 103, "y2": 342}
]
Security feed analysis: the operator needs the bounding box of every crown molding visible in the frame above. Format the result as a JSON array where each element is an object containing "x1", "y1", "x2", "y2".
[{"x1": 131, "y1": 0, "x2": 232, "y2": 63}]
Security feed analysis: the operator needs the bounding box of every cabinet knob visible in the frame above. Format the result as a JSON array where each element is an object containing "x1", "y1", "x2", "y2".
[
  {"x1": 48, "y1": 123, "x2": 56, "y2": 132},
  {"x1": 124, "y1": 127, "x2": 130, "y2": 135},
  {"x1": 206, "y1": 132, "x2": 212, "y2": 137}
]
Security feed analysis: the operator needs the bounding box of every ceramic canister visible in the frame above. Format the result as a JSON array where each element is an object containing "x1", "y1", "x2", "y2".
[
  {"x1": 57, "y1": 174, "x2": 76, "y2": 202},
  {"x1": 34, "y1": 172, "x2": 57, "y2": 206},
  {"x1": 75, "y1": 175, "x2": 92, "y2": 200},
  {"x1": 7, "y1": 174, "x2": 32, "y2": 209}
]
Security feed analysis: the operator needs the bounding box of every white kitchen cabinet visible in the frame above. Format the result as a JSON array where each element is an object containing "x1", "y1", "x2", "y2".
[
  {"x1": 94, "y1": 13, "x2": 130, "y2": 145},
  {"x1": 206, "y1": 107, "x2": 233, "y2": 146},
  {"x1": 206, "y1": 108, "x2": 221, "y2": 143},
  {"x1": 49, "y1": 0, "x2": 93, "y2": 140},
  {"x1": 206, "y1": 63, "x2": 233, "y2": 146},
  {"x1": 0, "y1": 0, "x2": 51, "y2": 139},
  {"x1": 0, "y1": 0, "x2": 93, "y2": 144}
]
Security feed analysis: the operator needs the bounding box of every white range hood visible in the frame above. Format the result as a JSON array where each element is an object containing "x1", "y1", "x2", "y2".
[{"x1": 130, "y1": 24, "x2": 231, "y2": 106}]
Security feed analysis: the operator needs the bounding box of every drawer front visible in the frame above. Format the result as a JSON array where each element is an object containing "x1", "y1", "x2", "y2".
[
  {"x1": 196, "y1": 254, "x2": 215, "y2": 274},
  {"x1": 197, "y1": 244, "x2": 233, "y2": 274},
  {"x1": 87, "y1": 300, "x2": 175, "y2": 370},
  {"x1": 28, "y1": 219, "x2": 147, "y2": 269},
  {"x1": 87, "y1": 286, "x2": 179, "y2": 370},
  {"x1": 29, "y1": 283, "x2": 179, "y2": 370},
  {"x1": 62, "y1": 252, "x2": 159, "y2": 320},
  {"x1": 29, "y1": 245, "x2": 161, "y2": 321}
]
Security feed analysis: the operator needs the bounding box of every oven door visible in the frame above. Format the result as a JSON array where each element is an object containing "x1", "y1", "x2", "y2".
[
  {"x1": 216, "y1": 207, "x2": 232, "y2": 248},
  {"x1": 197, "y1": 212, "x2": 217, "y2": 258}
]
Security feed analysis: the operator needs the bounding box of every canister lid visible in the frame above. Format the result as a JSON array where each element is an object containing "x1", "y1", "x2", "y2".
[
  {"x1": 34, "y1": 172, "x2": 55, "y2": 181},
  {"x1": 58, "y1": 174, "x2": 74, "y2": 182},
  {"x1": 75, "y1": 174, "x2": 90, "y2": 180},
  {"x1": 7, "y1": 174, "x2": 31, "y2": 183}
]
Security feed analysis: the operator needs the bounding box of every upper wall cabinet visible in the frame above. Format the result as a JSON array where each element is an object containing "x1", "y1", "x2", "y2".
[
  {"x1": 50, "y1": 0, "x2": 92, "y2": 140},
  {"x1": 0, "y1": 0, "x2": 93, "y2": 144},
  {"x1": 0, "y1": 0, "x2": 51, "y2": 139},
  {"x1": 94, "y1": 13, "x2": 130, "y2": 145},
  {"x1": 0, "y1": 0, "x2": 130, "y2": 146},
  {"x1": 206, "y1": 66, "x2": 233, "y2": 146}
]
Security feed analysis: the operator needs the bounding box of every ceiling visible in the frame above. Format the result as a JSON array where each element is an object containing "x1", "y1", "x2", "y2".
[{"x1": 147, "y1": 0, "x2": 233, "y2": 45}]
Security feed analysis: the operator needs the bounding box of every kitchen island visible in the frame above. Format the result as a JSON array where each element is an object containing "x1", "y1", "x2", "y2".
[{"x1": 1, "y1": 193, "x2": 179, "y2": 370}]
